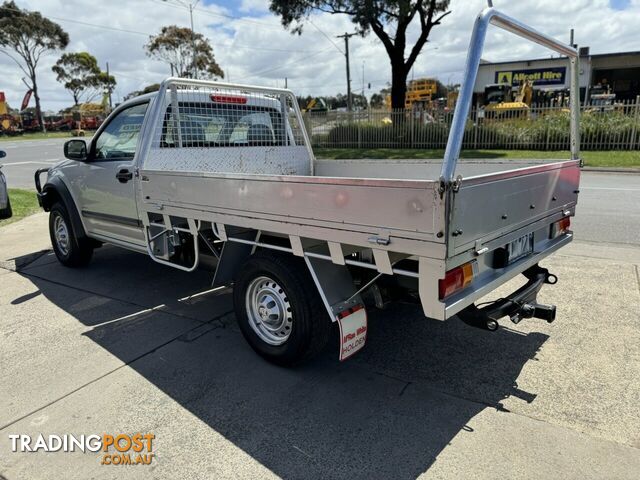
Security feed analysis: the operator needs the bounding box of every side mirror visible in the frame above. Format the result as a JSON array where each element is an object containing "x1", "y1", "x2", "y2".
[
  {"x1": 0, "y1": 150, "x2": 6, "y2": 159},
  {"x1": 64, "y1": 139, "x2": 88, "y2": 161}
]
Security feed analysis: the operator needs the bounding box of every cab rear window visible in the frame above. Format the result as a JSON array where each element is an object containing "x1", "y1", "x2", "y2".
[{"x1": 161, "y1": 102, "x2": 287, "y2": 148}]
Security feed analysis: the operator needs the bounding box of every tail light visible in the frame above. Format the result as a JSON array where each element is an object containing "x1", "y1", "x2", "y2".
[
  {"x1": 439, "y1": 261, "x2": 476, "y2": 299},
  {"x1": 550, "y1": 217, "x2": 571, "y2": 239},
  {"x1": 210, "y1": 94, "x2": 247, "y2": 104}
]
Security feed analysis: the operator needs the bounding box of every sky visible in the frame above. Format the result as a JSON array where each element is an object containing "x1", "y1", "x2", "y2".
[{"x1": 1, "y1": 0, "x2": 639, "y2": 112}]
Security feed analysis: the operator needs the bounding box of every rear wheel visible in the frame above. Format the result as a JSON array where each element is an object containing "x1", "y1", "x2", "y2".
[
  {"x1": 49, "y1": 202, "x2": 93, "y2": 267},
  {"x1": 233, "y1": 252, "x2": 331, "y2": 366}
]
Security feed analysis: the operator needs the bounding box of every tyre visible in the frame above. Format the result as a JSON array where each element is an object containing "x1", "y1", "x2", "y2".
[
  {"x1": 49, "y1": 201, "x2": 93, "y2": 267},
  {"x1": 0, "y1": 196, "x2": 11, "y2": 219},
  {"x1": 233, "y1": 252, "x2": 332, "y2": 366}
]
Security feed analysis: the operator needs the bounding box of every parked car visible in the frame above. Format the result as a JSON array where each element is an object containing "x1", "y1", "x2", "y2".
[
  {"x1": 35, "y1": 6, "x2": 582, "y2": 366},
  {"x1": 0, "y1": 150, "x2": 12, "y2": 219}
]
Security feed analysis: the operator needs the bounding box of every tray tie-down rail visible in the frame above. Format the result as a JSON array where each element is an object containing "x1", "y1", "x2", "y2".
[{"x1": 457, "y1": 264, "x2": 558, "y2": 331}]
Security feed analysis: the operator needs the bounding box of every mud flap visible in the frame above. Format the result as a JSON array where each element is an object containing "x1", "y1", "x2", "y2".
[
  {"x1": 337, "y1": 305, "x2": 368, "y2": 361},
  {"x1": 303, "y1": 256, "x2": 367, "y2": 360}
]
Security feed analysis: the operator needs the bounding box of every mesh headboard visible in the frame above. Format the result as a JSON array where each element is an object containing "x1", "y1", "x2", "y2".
[{"x1": 141, "y1": 79, "x2": 313, "y2": 176}]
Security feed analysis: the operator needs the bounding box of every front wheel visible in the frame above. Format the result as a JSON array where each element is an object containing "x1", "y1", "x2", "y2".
[
  {"x1": 233, "y1": 252, "x2": 331, "y2": 366},
  {"x1": 49, "y1": 202, "x2": 93, "y2": 267}
]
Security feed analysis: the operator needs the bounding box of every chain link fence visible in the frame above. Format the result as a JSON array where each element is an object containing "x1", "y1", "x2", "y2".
[{"x1": 305, "y1": 96, "x2": 640, "y2": 151}]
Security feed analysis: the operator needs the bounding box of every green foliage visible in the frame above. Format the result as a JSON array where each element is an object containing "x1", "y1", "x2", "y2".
[
  {"x1": 269, "y1": 1, "x2": 450, "y2": 109},
  {"x1": 323, "y1": 110, "x2": 640, "y2": 151},
  {"x1": 0, "y1": 1, "x2": 68, "y2": 130},
  {"x1": 123, "y1": 83, "x2": 161, "y2": 101},
  {"x1": 298, "y1": 93, "x2": 368, "y2": 110},
  {"x1": 0, "y1": 189, "x2": 40, "y2": 227},
  {"x1": 314, "y1": 148, "x2": 640, "y2": 168},
  {"x1": 145, "y1": 25, "x2": 223, "y2": 79},
  {"x1": 52, "y1": 52, "x2": 116, "y2": 105},
  {"x1": 471, "y1": 110, "x2": 640, "y2": 150}
]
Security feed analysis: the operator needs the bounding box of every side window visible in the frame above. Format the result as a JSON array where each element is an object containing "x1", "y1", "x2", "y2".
[{"x1": 94, "y1": 103, "x2": 148, "y2": 160}]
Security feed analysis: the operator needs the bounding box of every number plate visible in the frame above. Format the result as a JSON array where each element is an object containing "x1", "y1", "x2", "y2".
[{"x1": 507, "y1": 233, "x2": 534, "y2": 264}]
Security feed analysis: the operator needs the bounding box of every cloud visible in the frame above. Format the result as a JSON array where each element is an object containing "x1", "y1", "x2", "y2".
[{"x1": 1, "y1": 0, "x2": 640, "y2": 112}]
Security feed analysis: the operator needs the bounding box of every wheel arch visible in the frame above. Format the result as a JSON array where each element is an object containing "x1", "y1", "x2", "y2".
[{"x1": 41, "y1": 177, "x2": 88, "y2": 240}]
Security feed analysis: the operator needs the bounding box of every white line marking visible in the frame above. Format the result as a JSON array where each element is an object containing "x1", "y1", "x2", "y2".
[
  {"x1": 1, "y1": 159, "x2": 59, "y2": 166},
  {"x1": 581, "y1": 187, "x2": 640, "y2": 192}
]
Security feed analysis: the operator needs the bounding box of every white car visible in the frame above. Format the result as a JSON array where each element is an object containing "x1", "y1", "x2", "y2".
[{"x1": 0, "y1": 150, "x2": 12, "y2": 219}]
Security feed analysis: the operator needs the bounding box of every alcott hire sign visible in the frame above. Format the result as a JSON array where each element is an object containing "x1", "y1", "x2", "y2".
[{"x1": 495, "y1": 67, "x2": 567, "y2": 86}]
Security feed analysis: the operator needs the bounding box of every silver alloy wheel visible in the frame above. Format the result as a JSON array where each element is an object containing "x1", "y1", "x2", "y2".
[
  {"x1": 53, "y1": 213, "x2": 70, "y2": 256},
  {"x1": 245, "y1": 275, "x2": 293, "y2": 346}
]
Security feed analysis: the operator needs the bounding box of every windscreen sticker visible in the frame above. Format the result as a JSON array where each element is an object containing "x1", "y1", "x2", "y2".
[{"x1": 337, "y1": 305, "x2": 367, "y2": 361}]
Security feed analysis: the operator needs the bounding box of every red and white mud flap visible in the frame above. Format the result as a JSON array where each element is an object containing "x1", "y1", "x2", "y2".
[{"x1": 336, "y1": 304, "x2": 367, "y2": 361}]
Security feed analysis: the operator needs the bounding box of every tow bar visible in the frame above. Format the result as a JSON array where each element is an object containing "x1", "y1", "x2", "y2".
[{"x1": 457, "y1": 264, "x2": 557, "y2": 332}]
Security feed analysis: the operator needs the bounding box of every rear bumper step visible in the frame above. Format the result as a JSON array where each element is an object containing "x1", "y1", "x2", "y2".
[{"x1": 457, "y1": 264, "x2": 557, "y2": 331}]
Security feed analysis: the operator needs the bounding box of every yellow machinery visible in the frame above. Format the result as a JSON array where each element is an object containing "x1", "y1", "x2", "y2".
[
  {"x1": 405, "y1": 78, "x2": 438, "y2": 109},
  {"x1": 383, "y1": 78, "x2": 439, "y2": 111},
  {"x1": 483, "y1": 80, "x2": 532, "y2": 120},
  {"x1": 0, "y1": 91, "x2": 22, "y2": 135},
  {"x1": 303, "y1": 98, "x2": 328, "y2": 113}
]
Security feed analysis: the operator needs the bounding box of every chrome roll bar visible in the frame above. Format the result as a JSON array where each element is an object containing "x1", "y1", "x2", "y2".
[{"x1": 440, "y1": 5, "x2": 581, "y2": 184}]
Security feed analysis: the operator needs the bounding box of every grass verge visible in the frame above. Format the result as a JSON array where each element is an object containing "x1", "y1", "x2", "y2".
[
  {"x1": 0, "y1": 131, "x2": 92, "y2": 142},
  {"x1": 315, "y1": 148, "x2": 640, "y2": 168},
  {"x1": 0, "y1": 189, "x2": 41, "y2": 227}
]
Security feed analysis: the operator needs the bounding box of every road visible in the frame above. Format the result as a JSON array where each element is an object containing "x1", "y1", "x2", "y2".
[
  {"x1": 0, "y1": 140, "x2": 639, "y2": 478},
  {"x1": 0, "y1": 138, "x2": 70, "y2": 190},
  {"x1": 1, "y1": 138, "x2": 638, "y2": 246},
  {"x1": 1, "y1": 214, "x2": 639, "y2": 479}
]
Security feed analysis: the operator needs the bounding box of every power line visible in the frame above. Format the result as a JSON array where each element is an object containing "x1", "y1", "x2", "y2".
[
  {"x1": 150, "y1": 0, "x2": 286, "y2": 31},
  {"x1": 247, "y1": 47, "x2": 334, "y2": 77},
  {"x1": 309, "y1": 19, "x2": 345, "y2": 55},
  {"x1": 0, "y1": 4, "x2": 326, "y2": 55},
  {"x1": 152, "y1": 0, "x2": 345, "y2": 54},
  {"x1": 0, "y1": 4, "x2": 150, "y2": 36}
]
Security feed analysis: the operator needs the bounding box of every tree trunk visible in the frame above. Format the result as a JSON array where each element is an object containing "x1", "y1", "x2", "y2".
[
  {"x1": 32, "y1": 77, "x2": 46, "y2": 133},
  {"x1": 390, "y1": 59, "x2": 408, "y2": 125},
  {"x1": 390, "y1": 65, "x2": 408, "y2": 110}
]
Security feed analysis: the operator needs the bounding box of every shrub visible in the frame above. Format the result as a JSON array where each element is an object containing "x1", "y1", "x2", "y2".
[{"x1": 320, "y1": 109, "x2": 640, "y2": 150}]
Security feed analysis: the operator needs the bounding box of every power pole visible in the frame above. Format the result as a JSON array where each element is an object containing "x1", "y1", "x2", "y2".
[
  {"x1": 105, "y1": 62, "x2": 113, "y2": 110},
  {"x1": 188, "y1": 2, "x2": 198, "y2": 78},
  {"x1": 337, "y1": 32, "x2": 356, "y2": 112}
]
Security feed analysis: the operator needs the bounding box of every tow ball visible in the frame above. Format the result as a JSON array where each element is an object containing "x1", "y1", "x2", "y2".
[
  {"x1": 457, "y1": 264, "x2": 558, "y2": 332},
  {"x1": 509, "y1": 302, "x2": 556, "y2": 325}
]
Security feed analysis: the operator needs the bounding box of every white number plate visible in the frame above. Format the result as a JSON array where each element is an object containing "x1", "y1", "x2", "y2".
[{"x1": 507, "y1": 233, "x2": 534, "y2": 264}]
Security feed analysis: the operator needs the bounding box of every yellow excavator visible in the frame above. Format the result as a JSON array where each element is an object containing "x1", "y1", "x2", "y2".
[
  {"x1": 303, "y1": 98, "x2": 328, "y2": 113},
  {"x1": 0, "y1": 92, "x2": 22, "y2": 136},
  {"x1": 483, "y1": 79, "x2": 533, "y2": 120}
]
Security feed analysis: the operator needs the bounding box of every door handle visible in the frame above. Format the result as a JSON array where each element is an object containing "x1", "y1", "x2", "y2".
[{"x1": 116, "y1": 169, "x2": 133, "y2": 183}]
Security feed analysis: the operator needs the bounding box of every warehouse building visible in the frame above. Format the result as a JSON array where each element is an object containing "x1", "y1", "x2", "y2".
[{"x1": 473, "y1": 49, "x2": 640, "y2": 105}]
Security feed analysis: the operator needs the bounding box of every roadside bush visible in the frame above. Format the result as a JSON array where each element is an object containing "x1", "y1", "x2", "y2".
[{"x1": 321, "y1": 109, "x2": 640, "y2": 150}]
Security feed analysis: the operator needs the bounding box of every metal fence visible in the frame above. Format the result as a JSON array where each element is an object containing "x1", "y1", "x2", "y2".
[{"x1": 305, "y1": 96, "x2": 640, "y2": 151}]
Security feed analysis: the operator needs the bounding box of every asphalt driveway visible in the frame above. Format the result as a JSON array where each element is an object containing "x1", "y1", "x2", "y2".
[{"x1": 0, "y1": 213, "x2": 639, "y2": 479}]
